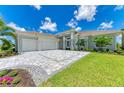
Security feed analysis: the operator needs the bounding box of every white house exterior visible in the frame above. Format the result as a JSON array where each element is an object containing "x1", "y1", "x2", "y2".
[{"x1": 15, "y1": 30, "x2": 122, "y2": 52}]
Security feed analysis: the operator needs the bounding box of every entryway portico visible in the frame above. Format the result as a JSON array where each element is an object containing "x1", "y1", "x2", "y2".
[{"x1": 57, "y1": 29, "x2": 76, "y2": 50}]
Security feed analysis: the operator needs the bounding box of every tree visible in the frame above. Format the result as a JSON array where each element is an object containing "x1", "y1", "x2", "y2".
[
  {"x1": 94, "y1": 36, "x2": 112, "y2": 51},
  {"x1": 0, "y1": 18, "x2": 16, "y2": 51}
]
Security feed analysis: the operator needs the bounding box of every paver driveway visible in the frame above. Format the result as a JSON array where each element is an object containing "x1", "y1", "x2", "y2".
[{"x1": 0, "y1": 50, "x2": 90, "y2": 86}]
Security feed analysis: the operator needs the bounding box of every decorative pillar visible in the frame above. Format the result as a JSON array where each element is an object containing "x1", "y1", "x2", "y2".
[
  {"x1": 88, "y1": 36, "x2": 92, "y2": 49},
  {"x1": 86, "y1": 37, "x2": 89, "y2": 49},
  {"x1": 111, "y1": 35, "x2": 116, "y2": 50},
  {"x1": 70, "y1": 32, "x2": 74, "y2": 50},
  {"x1": 63, "y1": 36, "x2": 66, "y2": 50}
]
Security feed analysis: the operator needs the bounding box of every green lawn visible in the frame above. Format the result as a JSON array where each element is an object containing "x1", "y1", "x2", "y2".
[{"x1": 40, "y1": 52, "x2": 124, "y2": 87}]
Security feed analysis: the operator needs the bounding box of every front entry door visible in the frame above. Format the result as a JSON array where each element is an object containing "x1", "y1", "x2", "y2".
[{"x1": 66, "y1": 37, "x2": 71, "y2": 50}]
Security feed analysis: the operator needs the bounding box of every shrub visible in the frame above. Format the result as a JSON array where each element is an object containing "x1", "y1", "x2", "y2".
[
  {"x1": 12, "y1": 77, "x2": 21, "y2": 85},
  {"x1": 7, "y1": 70, "x2": 18, "y2": 77},
  {"x1": 0, "y1": 50, "x2": 17, "y2": 58},
  {"x1": 0, "y1": 76, "x2": 14, "y2": 87},
  {"x1": 0, "y1": 70, "x2": 9, "y2": 77},
  {"x1": 93, "y1": 48, "x2": 98, "y2": 52},
  {"x1": 115, "y1": 49, "x2": 124, "y2": 55},
  {"x1": 94, "y1": 36, "x2": 112, "y2": 50},
  {"x1": 106, "y1": 48, "x2": 109, "y2": 52}
]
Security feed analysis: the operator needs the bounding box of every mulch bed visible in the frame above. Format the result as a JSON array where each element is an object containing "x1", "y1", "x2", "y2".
[{"x1": 0, "y1": 69, "x2": 36, "y2": 87}]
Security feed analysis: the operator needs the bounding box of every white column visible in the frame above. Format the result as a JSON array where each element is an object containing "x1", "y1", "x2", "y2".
[
  {"x1": 71, "y1": 32, "x2": 74, "y2": 50},
  {"x1": 111, "y1": 35, "x2": 116, "y2": 50},
  {"x1": 86, "y1": 37, "x2": 89, "y2": 49},
  {"x1": 88, "y1": 36, "x2": 92, "y2": 49},
  {"x1": 63, "y1": 36, "x2": 66, "y2": 50}
]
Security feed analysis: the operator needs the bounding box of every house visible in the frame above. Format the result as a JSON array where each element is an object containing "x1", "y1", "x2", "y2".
[{"x1": 15, "y1": 30, "x2": 123, "y2": 52}]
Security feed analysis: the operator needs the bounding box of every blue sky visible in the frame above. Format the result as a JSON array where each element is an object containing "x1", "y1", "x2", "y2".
[{"x1": 0, "y1": 5, "x2": 124, "y2": 43}]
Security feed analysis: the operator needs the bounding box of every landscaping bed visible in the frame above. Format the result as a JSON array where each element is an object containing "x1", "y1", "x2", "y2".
[
  {"x1": 0, "y1": 69, "x2": 36, "y2": 87},
  {"x1": 0, "y1": 50, "x2": 18, "y2": 58}
]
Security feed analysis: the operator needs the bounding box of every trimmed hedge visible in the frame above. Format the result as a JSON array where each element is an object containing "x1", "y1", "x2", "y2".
[
  {"x1": 7, "y1": 70, "x2": 18, "y2": 77},
  {"x1": 0, "y1": 70, "x2": 9, "y2": 77}
]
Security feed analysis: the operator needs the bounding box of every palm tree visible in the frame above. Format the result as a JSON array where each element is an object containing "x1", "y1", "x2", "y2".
[{"x1": 0, "y1": 18, "x2": 16, "y2": 51}]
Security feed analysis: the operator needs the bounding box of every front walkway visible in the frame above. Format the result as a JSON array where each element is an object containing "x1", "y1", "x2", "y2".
[{"x1": 0, "y1": 50, "x2": 90, "y2": 86}]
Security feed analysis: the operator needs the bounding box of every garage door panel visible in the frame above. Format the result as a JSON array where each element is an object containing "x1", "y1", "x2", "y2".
[
  {"x1": 22, "y1": 39, "x2": 37, "y2": 51},
  {"x1": 38, "y1": 39, "x2": 57, "y2": 50}
]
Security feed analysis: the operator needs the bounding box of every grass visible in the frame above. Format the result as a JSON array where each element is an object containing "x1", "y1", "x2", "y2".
[{"x1": 40, "y1": 52, "x2": 124, "y2": 87}]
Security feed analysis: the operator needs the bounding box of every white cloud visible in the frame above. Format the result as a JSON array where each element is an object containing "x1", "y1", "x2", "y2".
[
  {"x1": 40, "y1": 17, "x2": 57, "y2": 32},
  {"x1": 32, "y1": 5, "x2": 41, "y2": 11},
  {"x1": 114, "y1": 5, "x2": 124, "y2": 11},
  {"x1": 74, "y1": 5, "x2": 97, "y2": 22},
  {"x1": 97, "y1": 21, "x2": 114, "y2": 30},
  {"x1": 66, "y1": 18, "x2": 82, "y2": 31},
  {"x1": 7, "y1": 22, "x2": 26, "y2": 32},
  {"x1": 66, "y1": 18, "x2": 78, "y2": 28},
  {"x1": 75, "y1": 27, "x2": 82, "y2": 31}
]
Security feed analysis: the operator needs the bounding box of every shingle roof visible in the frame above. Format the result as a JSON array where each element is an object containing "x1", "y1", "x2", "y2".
[
  {"x1": 15, "y1": 30, "x2": 122, "y2": 38},
  {"x1": 15, "y1": 30, "x2": 55, "y2": 37},
  {"x1": 56, "y1": 30, "x2": 122, "y2": 37},
  {"x1": 78, "y1": 30, "x2": 122, "y2": 37},
  {"x1": 56, "y1": 29, "x2": 77, "y2": 36}
]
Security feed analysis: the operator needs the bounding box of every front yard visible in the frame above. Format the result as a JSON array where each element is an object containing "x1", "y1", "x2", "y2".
[{"x1": 41, "y1": 52, "x2": 124, "y2": 87}]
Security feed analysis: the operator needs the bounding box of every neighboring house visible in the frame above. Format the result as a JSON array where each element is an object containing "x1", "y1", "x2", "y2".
[{"x1": 15, "y1": 30, "x2": 122, "y2": 52}]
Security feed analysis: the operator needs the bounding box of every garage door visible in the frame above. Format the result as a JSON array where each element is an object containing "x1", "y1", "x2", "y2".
[
  {"x1": 38, "y1": 39, "x2": 58, "y2": 50},
  {"x1": 22, "y1": 39, "x2": 37, "y2": 51}
]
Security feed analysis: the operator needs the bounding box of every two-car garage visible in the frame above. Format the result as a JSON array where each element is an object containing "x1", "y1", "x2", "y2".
[{"x1": 16, "y1": 31, "x2": 58, "y2": 52}]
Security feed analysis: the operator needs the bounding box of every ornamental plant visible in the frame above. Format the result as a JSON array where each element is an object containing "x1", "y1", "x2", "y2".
[
  {"x1": 0, "y1": 76, "x2": 14, "y2": 87},
  {"x1": 94, "y1": 36, "x2": 112, "y2": 51}
]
